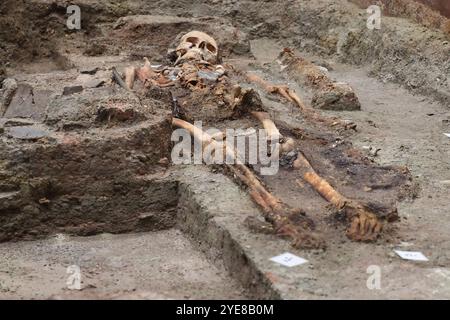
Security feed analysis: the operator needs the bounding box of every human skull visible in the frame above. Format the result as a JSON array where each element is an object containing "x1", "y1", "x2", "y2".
[{"x1": 175, "y1": 31, "x2": 218, "y2": 65}]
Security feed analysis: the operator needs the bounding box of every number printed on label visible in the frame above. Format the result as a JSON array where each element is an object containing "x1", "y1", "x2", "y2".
[{"x1": 220, "y1": 304, "x2": 274, "y2": 315}]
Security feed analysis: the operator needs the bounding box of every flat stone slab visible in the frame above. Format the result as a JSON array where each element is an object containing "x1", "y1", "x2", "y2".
[
  {"x1": 84, "y1": 79, "x2": 105, "y2": 88},
  {"x1": 6, "y1": 125, "x2": 49, "y2": 140},
  {"x1": 4, "y1": 84, "x2": 52, "y2": 121},
  {"x1": 62, "y1": 86, "x2": 83, "y2": 96},
  {"x1": 80, "y1": 67, "x2": 99, "y2": 75}
]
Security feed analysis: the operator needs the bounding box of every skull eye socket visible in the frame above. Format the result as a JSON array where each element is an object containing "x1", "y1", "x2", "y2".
[
  {"x1": 206, "y1": 43, "x2": 217, "y2": 54},
  {"x1": 199, "y1": 41, "x2": 217, "y2": 54},
  {"x1": 186, "y1": 37, "x2": 200, "y2": 45}
]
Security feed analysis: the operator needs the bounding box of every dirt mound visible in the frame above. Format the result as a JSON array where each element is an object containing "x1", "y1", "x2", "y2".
[
  {"x1": 0, "y1": 0, "x2": 63, "y2": 68},
  {"x1": 0, "y1": 75, "x2": 175, "y2": 241},
  {"x1": 0, "y1": 0, "x2": 132, "y2": 73}
]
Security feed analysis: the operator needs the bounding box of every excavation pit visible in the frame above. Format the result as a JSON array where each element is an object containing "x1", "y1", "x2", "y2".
[
  {"x1": 0, "y1": 77, "x2": 278, "y2": 299},
  {"x1": 1, "y1": 0, "x2": 450, "y2": 300}
]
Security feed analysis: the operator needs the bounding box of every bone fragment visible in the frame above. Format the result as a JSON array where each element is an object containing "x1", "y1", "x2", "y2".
[
  {"x1": 250, "y1": 111, "x2": 295, "y2": 154},
  {"x1": 124, "y1": 66, "x2": 136, "y2": 90},
  {"x1": 246, "y1": 72, "x2": 356, "y2": 130},
  {"x1": 278, "y1": 48, "x2": 361, "y2": 111},
  {"x1": 293, "y1": 151, "x2": 387, "y2": 241}
]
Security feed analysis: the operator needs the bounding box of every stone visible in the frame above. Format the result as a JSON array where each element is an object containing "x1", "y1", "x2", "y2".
[
  {"x1": 75, "y1": 74, "x2": 105, "y2": 88},
  {"x1": 0, "y1": 78, "x2": 18, "y2": 116},
  {"x1": 4, "y1": 84, "x2": 33, "y2": 117},
  {"x1": 6, "y1": 126, "x2": 49, "y2": 140},
  {"x1": 32, "y1": 90, "x2": 53, "y2": 119},
  {"x1": 63, "y1": 86, "x2": 84, "y2": 96},
  {"x1": 3, "y1": 118, "x2": 36, "y2": 127},
  {"x1": 312, "y1": 86, "x2": 361, "y2": 111},
  {"x1": 0, "y1": 66, "x2": 5, "y2": 84},
  {"x1": 84, "y1": 79, "x2": 105, "y2": 88},
  {"x1": 80, "y1": 67, "x2": 99, "y2": 75},
  {"x1": 4, "y1": 85, "x2": 52, "y2": 121}
]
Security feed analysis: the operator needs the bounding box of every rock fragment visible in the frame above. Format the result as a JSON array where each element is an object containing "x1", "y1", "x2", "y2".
[
  {"x1": 0, "y1": 78, "x2": 18, "y2": 116},
  {"x1": 6, "y1": 126, "x2": 49, "y2": 140},
  {"x1": 63, "y1": 86, "x2": 84, "y2": 96},
  {"x1": 80, "y1": 67, "x2": 99, "y2": 75}
]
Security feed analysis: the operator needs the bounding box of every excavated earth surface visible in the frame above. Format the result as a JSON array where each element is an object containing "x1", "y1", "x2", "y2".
[{"x1": 0, "y1": 0, "x2": 449, "y2": 299}]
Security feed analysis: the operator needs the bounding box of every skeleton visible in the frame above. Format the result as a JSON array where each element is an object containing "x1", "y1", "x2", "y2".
[{"x1": 118, "y1": 31, "x2": 396, "y2": 249}]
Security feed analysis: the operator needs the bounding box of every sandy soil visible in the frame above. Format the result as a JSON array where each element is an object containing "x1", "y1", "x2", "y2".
[{"x1": 0, "y1": 230, "x2": 246, "y2": 299}]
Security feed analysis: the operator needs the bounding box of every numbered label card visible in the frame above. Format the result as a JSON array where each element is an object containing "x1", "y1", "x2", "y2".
[
  {"x1": 270, "y1": 252, "x2": 308, "y2": 267},
  {"x1": 394, "y1": 250, "x2": 429, "y2": 262}
]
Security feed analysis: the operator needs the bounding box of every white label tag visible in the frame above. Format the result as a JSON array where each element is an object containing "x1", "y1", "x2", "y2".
[
  {"x1": 270, "y1": 252, "x2": 308, "y2": 267},
  {"x1": 394, "y1": 250, "x2": 429, "y2": 261},
  {"x1": 444, "y1": 133, "x2": 450, "y2": 138}
]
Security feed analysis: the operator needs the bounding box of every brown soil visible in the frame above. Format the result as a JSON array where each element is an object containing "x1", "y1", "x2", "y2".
[{"x1": 350, "y1": 0, "x2": 450, "y2": 32}]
